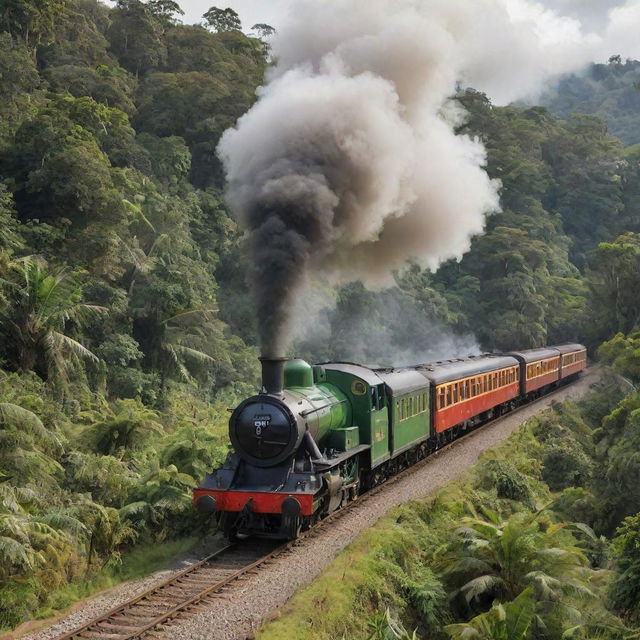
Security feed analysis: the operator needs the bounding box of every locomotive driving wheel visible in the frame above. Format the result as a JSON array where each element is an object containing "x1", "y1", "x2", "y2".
[{"x1": 282, "y1": 515, "x2": 302, "y2": 540}]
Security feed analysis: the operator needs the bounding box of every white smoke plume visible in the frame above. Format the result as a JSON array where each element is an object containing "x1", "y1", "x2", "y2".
[{"x1": 216, "y1": 0, "x2": 637, "y2": 357}]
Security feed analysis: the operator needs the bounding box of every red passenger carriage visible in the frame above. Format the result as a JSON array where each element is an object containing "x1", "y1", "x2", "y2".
[
  {"x1": 555, "y1": 344, "x2": 588, "y2": 379},
  {"x1": 421, "y1": 356, "x2": 520, "y2": 434},
  {"x1": 507, "y1": 348, "x2": 561, "y2": 395}
]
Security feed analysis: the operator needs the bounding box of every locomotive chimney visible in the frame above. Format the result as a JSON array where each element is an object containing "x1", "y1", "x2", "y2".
[{"x1": 259, "y1": 357, "x2": 287, "y2": 395}]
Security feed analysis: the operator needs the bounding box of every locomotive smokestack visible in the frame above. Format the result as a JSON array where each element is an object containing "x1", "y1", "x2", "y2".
[{"x1": 259, "y1": 357, "x2": 287, "y2": 395}]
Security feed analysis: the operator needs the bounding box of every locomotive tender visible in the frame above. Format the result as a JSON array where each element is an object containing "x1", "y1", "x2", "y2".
[{"x1": 194, "y1": 345, "x2": 587, "y2": 539}]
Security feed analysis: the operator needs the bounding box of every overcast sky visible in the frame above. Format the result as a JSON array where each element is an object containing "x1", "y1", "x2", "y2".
[
  {"x1": 178, "y1": 0, "x2": 630, "y2": 34},
  {"x1": 179, "y1": 0, "x2": 292, "y2": 30}
]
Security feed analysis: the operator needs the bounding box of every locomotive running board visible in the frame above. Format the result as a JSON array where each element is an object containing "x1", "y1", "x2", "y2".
[{"x1": 311, "y1": 444, "x2": 370, "y2": 469}]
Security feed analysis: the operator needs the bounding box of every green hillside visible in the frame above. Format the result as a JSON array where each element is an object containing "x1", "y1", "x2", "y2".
[{"x1": 538, "y1": 57, "x2": 640, "y2": 145}]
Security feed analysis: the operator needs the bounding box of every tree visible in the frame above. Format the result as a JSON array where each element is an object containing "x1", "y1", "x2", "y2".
[
  {"x1": 0, "y1": 0, "x2": 67, "y2": 49},
  {"x1": 0, "y1": 186, "x2": 23, "y2": 255},
  {"x1": 586, "y1": 233, "x2": 640, "y2": 345},
  {"x1": 202, "y1": 6, "x2": 241, "y2": 32},
  {"x1": 251, "y1": 23, "x2": 275, "y2": 38},
  {"x1": 147, "y1": 0, "x2": 183, "y2": 25},
  {"x1": 610, "y1": 513, "x2": 640, "y2": 619},
  {"x1": 108, "y1": 0, "x2": 167, "y2": 76},
  {"x1": 85, "y1": 399, "x2": 163, "y2": 456},
  {"x1": 120, "y1": 462, "x2": 194, "y2": 539},
  {"x1": 597, "y1": 331, "x2": 640, "y2": 385},
  {"x1": 0, "y1": 257, "x2": 106, "y2": 381},
  {"x1": 440, "y1": 510, "x2": 594, "y2": 619}
]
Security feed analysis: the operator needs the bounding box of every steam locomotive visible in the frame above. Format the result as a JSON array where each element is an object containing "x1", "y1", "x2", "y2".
[{"x1": 194, "y1": 345, "x2": 587, "y2": 540}]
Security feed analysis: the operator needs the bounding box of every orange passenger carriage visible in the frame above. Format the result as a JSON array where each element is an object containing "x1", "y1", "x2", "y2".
[
  {"x1": 506, "y1": 348, "x2": 562, "y2": 395},
  {"x1": 421, "y1": 356, "x2": 521, "y2": 434},
  {"x1": 555, "y1": 344, "x2": 588, "y2": 379}
]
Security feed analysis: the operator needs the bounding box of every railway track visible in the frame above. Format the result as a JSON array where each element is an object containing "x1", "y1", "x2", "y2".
[
  {"x1": 53, "y1": 541, "x2": 283, "y2": 640},
  {"x1": 51, "y1": 376, "x2": 584, "y2": 640}
]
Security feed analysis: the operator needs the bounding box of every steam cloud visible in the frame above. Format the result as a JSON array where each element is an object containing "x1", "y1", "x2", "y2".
[{"x1": 217, "y1": 0, "x2": 634, "y2": 358}]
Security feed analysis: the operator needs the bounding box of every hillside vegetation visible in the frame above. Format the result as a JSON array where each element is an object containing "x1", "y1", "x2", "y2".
[
  {"x1": 1, "y1": 0, "x2": 640, "y2": 632},
  {"x1": 539, "y1": 57, "x2": 640, "y2": 146}
]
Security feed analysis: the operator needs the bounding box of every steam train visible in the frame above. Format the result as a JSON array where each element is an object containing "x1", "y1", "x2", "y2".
[{"x1": 194, "y1": 345, "x2": 587, "y2": 540}]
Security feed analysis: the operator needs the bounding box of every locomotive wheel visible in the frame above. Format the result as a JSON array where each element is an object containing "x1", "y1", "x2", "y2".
[
  {"x1": 282, "y1": 515, "x2": 302, "y2": 540},
  {"x1": 220, "y1": 512, "x2": 239, "y2": 542}
]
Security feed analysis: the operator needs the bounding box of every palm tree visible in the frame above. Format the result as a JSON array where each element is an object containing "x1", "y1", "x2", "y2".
[
  {"x1": 0, "y1": 402, "x2": 64, "y2": 487},
  {"x1": 84, "y1": 398, "x2": 163, "y2": 456},
  {"x1": 160, "y1": 423, "x2": 227, "y2": 479},
  {"x1": 0, "y1": 484, "x2": 73, "y2": 581},
  {"x1": 158, "y1": 309, "x2": 218, "y2": 387},
  {"x1": 445, "y1": 588, "x2": 535, "y2": 640},
  {"x1": 0, "y1": 257, "x2": 106, "y2": 381},
  {"x1": 440, "y1": 509, "x2": 595, "y2": 618},
  {"x1": 120, "y1": 463, "x2": 194, "y2": 540}
]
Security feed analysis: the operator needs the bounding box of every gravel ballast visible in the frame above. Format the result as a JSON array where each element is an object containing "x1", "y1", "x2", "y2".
[{"x1": 22, "y1": 370, "x2": 599, "y2": 640}]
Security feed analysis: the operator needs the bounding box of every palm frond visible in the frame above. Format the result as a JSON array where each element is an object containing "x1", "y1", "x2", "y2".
[{"x1": 0, "y1": 535, "x2": 33, "y2": 571}]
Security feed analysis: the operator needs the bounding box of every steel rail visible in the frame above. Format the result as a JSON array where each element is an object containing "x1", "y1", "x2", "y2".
[{"x1": 52, "y1": 542, "x2": 282, "y2": 640}]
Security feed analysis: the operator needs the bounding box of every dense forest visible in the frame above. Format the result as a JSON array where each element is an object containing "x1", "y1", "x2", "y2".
[
  {"x1": 539, "y1": 57, "x2": 640, "y2": 146},
  {"x1": 1, "y1": 0, "x2": 640, "y2": 635}
]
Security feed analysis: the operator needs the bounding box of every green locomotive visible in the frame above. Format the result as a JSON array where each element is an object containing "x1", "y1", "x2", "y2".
[{"x1": 194, "y1": 356, "x2": 432, "y2": 539}]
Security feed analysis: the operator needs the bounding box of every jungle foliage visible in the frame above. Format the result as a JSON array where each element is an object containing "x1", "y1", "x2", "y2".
[
  {"x1": 1, "y1": 0, "x2": 640, "y2": 632},
  {"x1": 0, "y1": 0, "x2": 267, "y2": 627}
]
